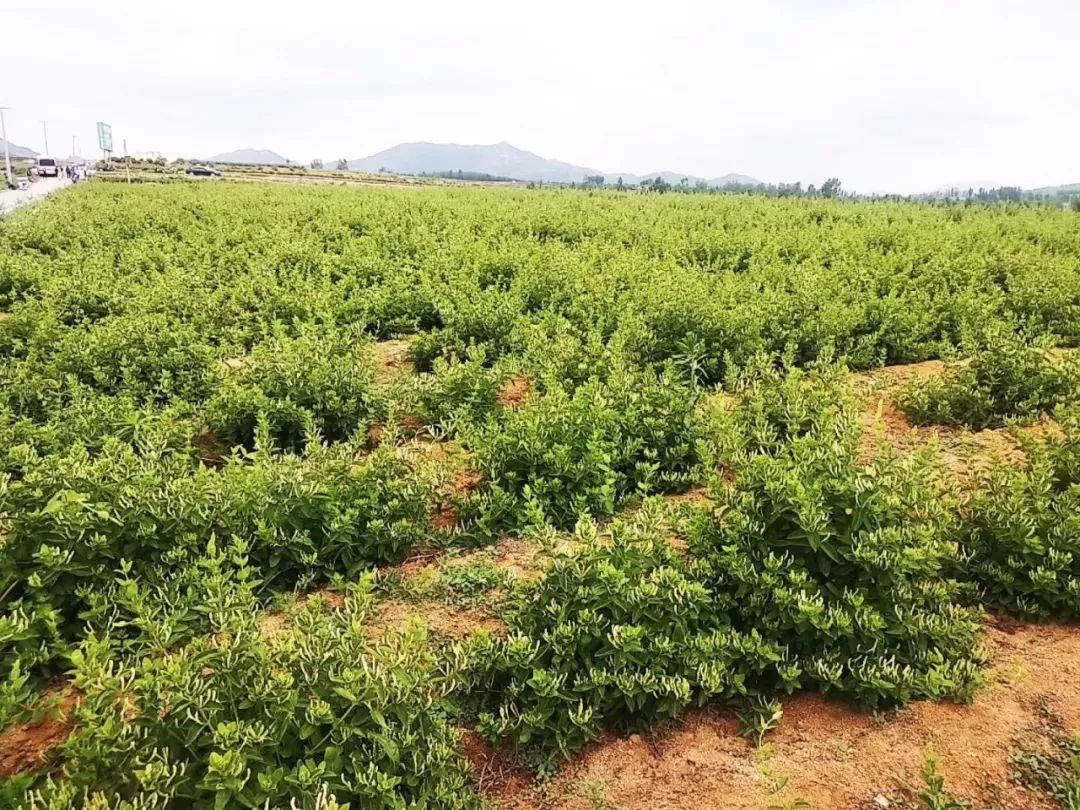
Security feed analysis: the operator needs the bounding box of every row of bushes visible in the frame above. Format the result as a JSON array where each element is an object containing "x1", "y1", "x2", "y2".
[
  {"x1": 3, "y1": 339, "x2": 1075, "y2": 676},
  {"x1": 463, "y1": 364, "x2": 1080, "y2": 760},
  {"x1": 3, "y1": 354, "x2": 1077, "y2": 805}
]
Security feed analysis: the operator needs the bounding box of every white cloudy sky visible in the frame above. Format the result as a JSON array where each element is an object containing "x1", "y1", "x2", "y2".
[{"x1": 2, "y1": 0, "x2": 1077, "y2": 193}]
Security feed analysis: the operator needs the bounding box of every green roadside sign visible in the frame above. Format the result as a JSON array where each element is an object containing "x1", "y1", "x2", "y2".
[{"x1": 97, "y1": 121, "x2": 113, "y2": 153}]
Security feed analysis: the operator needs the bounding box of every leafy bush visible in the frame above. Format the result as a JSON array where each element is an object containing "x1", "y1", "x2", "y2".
[
  {"x1": 698, "y1": 358, "x2": 853, "y2": 463},
  {"x1": 693, "y1": 371, "x2": 985, "y2": 706},
  {"x1": 49, "y1": 313, "x2": 217, "y2": 405},
  {"x1": 897, "y1": 331, "x2": 1079, "y2": 429},
  {"x1": 402, "y1": 352, "x2": 504, "y2": 434},
  {"x1": 4, "y1": 180, "x2": 1080, "y2": 804},
  {"x1": 466, "y1": 513, "x2": 783, "y2": 759},
  {"x1": 8, "y1": 546, "x2": 480, "y2": 809},
  {"x1": 206, "y1": 326, "x2": 381, "y2": 451},
  {"x1": 470, "y1": 369, "x2": 698, "y2": 529},
  {"x1": 0, "y1": 441, "x2": 436, "y2": 667},
  {"x1": 958, "y1": 406, "x2": 1080, "y2": 617}
]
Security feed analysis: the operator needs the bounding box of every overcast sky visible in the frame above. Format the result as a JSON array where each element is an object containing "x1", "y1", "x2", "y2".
[{"x1": 2, "y1": 0, "x2": 1077, "y2": 193}]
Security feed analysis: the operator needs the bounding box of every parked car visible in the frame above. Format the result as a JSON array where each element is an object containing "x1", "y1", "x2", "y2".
[
  {"x1": 186, "y1": 164, "x2": 221, "y2": 177},
  {"x1": 36, "y1": 158, "x2": 59, "y2": 178}
]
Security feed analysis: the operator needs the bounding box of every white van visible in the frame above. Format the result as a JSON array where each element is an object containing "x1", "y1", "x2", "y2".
[{"x1": 36, "y1": 158, "x2": 59, "y2": 178}]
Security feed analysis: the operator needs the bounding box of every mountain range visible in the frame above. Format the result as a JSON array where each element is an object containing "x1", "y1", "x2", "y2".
[
  {"x1": 343, "y1": 141, "x2": 763, "y2": 186},
  {"x1": 206, "y1": 148, "x2": 292, "y2": 165},
  {"x1": 1031, "y1": 182, "x2": 1080, "y2": 196},
  {"x1": 206, "y1": 142, "x2": 762, "y2": 186},
  {"x1": 0, "y1": 139, "x2": 39, "y2": 159}
]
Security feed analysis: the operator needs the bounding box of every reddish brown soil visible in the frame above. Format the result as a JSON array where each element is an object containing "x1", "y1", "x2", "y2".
[
  {"x1": 853, "y1": 357, "x2": 1056, "y2": 472},
  {"x1": 192, "y1": 425, "x2": 230, "y2": 466},
  {"x1": 429, "y1": 458, "x2": 483, "y2": 532},
  {"x1": 461, "y1": 730, "x2": 535, "y2": 804},
  {"x1": 400, "y1": 414, "x2": 427, "y2": 430},
  {"x1": 431, "y1": 503, "x2": 461, "y2": 531},
  {"x1": 388, "y1": 546, "x2": 445, "y2": 578},
  {"x1": 384, "y1": 535, "x2": 561, "y2": 585},
  {"x1": 449, "y1": 536, "x2": 566, "y2": 581},
  {"x1": 368, "y1": 422, "x2": 386, "y2": 446},
  {"x1": 451, "y1": 468, "x2": 484, "y2": 494},
  {"x1": 498, "y1": 375, "x2": 533, "y2": 409},
  {"x1": 485, "y1": 537, "x2": 553, "y2": 580},
  {"x1": 663, "y1": 487, "x2": 713, "y2": 507},
  {"x1": 489, "y1": 619, "x2": 1080, "y2": 810},
  {"x1": 0, "y1": 691, "x2": 78, "y2": 779}
]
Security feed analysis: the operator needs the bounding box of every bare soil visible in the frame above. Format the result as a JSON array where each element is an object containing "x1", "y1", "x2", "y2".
[
  {"x1": 855, "y1": 362, "x2": 1060, "y2": 481},
  {"x1": 373, "y1": 339, "x2": 414, "y2": 384},
  {"x1": 498, "y1": 375, "x2": 533, "y2": 409},
  {"x1": 367, "y1": 598, "x2": 507, "y2": 640},
  {"x1": 0, "y1": 690, "x2": 78, "y2": 780}
]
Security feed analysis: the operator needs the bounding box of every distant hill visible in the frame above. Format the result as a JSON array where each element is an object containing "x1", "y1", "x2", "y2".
[
  {"x1": 0, "y1": 139, "x2": 38, "y2": 159},
  {"x1": 711, "y1": 173, "x2": 763, "y2": 187},
  {"x1": 347, "y1": 142, "x2": 592, "y2": 183},
  {"x1": 1031, "y1": 183, "x2": 1080, "y2": 195},
  {"x1": 345, "y1": 141, "x2": 762, "y2": 187},
  {"x1": 207, "y1": 148, "x2": 291, "y2": 166},
  {"x1": 923, "y1": 180, "x2": 1079, "y2": 199}
]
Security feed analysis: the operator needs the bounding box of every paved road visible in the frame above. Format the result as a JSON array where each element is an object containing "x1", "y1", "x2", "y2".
[{"x1": 0, "y1": 177, "x2": 71, "y2": 217}]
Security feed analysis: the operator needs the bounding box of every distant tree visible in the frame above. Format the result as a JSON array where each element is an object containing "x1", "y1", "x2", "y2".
[
  {"x1": 806, "y1": 184, "x2": 817, "y2": 196},
  {"x1": 311, "y1": 159, "x2": 324, "y2": 169},
  {"x1": 336, "y1": 158, "x2": 348, "y2": 171},
  {"x1": 616, "y1": 176, "x2": 624, "y2": 189},
  {"x1": 584, "y1": 174, "x2": 605, "y2": 187},
  {"x1": 680, "y1": 177, "x2": 689, "y2": 187},
  {"x1": 821, "y1": 177, "x2": 843, "y2": 198}
]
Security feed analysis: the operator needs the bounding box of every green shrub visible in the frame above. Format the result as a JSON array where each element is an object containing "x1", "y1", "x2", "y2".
[
  {"x1": 404, "y1": 352, "x2": 503, "y2": 434},
  {"x1": 466, "y1": 513, "x2": 783, "y2": 759},
  {"x1": 0, "y1": 441, "x2": 435, "y2": 667},
  {"x1": 959, "y1": 406, "x2": 1080, "y2": 617},
  {"x1": 50, "y1": 313, "x2": 217, "y2": 405},
  {"x1": 470, "y1": 369, "x2": 698, "y2": 529},
  {"x1": 698, "y1": 358, "x2": 853, "y2": 464},
  {"x1": 8, "y1": 547, "x2": 480, "y2": 809},
  {"x1": 897, "y1": 331, "x2": 1078, "y2": 429},
  {"x1": 206, "y1": 326, "x2": 381, "y2": 451},
  {"x1": 693, "y1": 370, "x2": 985, "y2": 706}
]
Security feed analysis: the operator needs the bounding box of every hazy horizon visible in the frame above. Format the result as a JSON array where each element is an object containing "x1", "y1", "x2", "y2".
[{"x1": 3, "y1": 0, "x2": 1077, "y2": 194}]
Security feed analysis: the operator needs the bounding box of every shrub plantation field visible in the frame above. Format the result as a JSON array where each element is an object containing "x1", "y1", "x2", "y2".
[{"x1": 1, "y1": 182, "x2": 1079, "y2": 808}]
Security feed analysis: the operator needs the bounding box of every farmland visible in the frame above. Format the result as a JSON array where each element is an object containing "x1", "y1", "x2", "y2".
[{"x1": 1, "y1": 181, "x2": 1079, "y2": 808}]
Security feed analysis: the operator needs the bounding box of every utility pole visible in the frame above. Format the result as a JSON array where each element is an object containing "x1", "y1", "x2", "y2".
[
  {"x1": 0, "y1": 107, "x2": 12, "y2": 188},
  {"x1": 40, "y1": 120, "x2": 49, "y2": 155},
  {"x1": 123, "y1": 138, "x2": 130, "y2": 184}
]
